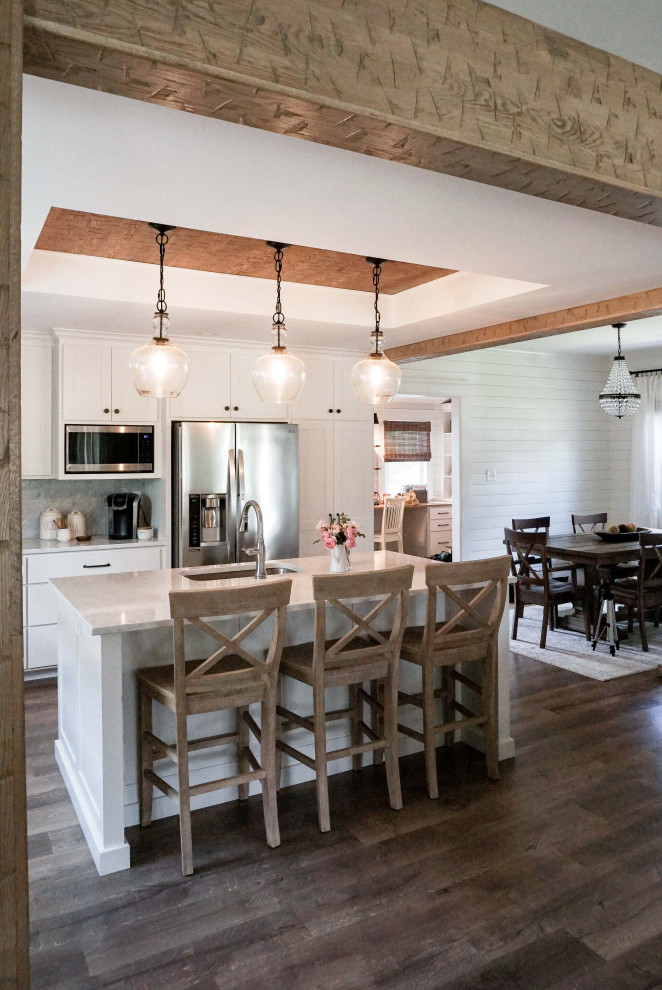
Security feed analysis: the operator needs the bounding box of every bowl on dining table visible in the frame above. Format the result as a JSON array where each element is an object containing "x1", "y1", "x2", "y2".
[{"x1": 593, "y1": 527, "x2": 651, "y2": 542}]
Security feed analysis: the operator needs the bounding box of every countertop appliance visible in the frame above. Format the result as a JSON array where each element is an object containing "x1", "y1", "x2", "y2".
[
  {"x1": 107, "y1": 493, "x2": 142, "y2": 540},
  {"x1": 172, "y1": 421, "x2": 299, "y2": 568},
  {"x1": 65, "y1": 424, "x2": 154, "y2": 474}
]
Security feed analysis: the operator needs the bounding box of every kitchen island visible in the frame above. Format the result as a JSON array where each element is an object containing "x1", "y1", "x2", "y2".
[{"x1": 51, "y1": 550, "x2": 514, "y2": 875}]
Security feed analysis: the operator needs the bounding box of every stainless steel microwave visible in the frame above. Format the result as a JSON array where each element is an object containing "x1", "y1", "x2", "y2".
[{"x1": 65, "y1": 425, "x2": 154, "y2": 474}]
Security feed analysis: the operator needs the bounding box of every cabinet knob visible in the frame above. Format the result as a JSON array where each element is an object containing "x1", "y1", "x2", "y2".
[
  {"x1": 104, "y1": 408, "x2": 110, "y2": 414},
  {"x1": 233, "y1": 406, "x2": 239, "y2": 411},
  {"x1": 114, "y1": 409, "x2": 120, "y2": 415},
  {"x1": 329, "y1": 409, "x2": 333, "y2": 414},
  {"x1": 336, "y1": 409, "x2": 341, "y2": 414},
  {"x1": 224, "y1": 406, "x2": 230, "y2": 411}
]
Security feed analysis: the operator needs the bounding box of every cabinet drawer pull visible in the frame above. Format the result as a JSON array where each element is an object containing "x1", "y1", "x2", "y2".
[
  {"x1": 233, "y1": 406, "x2": 239, "y2": 411},
  {"x1": 83, "y1": 563, "x2": 111, "y2": 569},
  {"x1": 336, "y1": 409, "x2": 341, "y2": 413},
  {"x1": 329, "y1": 409, "x2": 333, "y2": 414},
  {"x1": 224, "y1": 406, "x2": 230, "y2": 411},
  {"x1": 104, "y1": 408, "x2": 110, "y2": 414},
  {"x1": 114, "y1": 408, "x2": 120, "y2": 414}
]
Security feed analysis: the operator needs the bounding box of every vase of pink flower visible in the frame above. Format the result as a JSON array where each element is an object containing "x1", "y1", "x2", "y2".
[{"x1": 315, "y1": 513, "x2": 364, "y2": 572}]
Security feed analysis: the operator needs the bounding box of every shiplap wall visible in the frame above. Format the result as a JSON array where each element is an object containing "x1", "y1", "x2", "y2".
[{"x1": 401, "y1": 346, "x2": 622, "y2": 560}]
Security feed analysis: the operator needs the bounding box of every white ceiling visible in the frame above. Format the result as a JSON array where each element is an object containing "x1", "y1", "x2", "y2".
[
  {"x1": 494, "y1": 1, "x2": 662, "y2": 75},
  {"x1": 21, "y1": 74, "x2": 662, "y2": 358}
]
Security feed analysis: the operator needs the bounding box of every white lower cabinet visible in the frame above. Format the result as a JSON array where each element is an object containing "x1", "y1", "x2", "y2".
[
  {"x1": 23, "y1": 544, "x2": 164, "y2": 671},
  {"x1": 297, "y1": 419, "x2": 374, "y2": 556}
]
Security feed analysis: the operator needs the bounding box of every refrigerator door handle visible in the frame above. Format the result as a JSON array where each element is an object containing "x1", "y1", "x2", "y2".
[
  {"x1": 238, "y1": 448, "x2": 245, "y2": 499},
  {"x1": 228, "y1": 448, "x2": 238, "y2": 561}
]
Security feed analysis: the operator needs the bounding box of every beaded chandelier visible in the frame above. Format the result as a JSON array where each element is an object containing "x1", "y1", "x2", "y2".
[{"x1": 599, "y1": 323, "x2": 640, "y2": 419}]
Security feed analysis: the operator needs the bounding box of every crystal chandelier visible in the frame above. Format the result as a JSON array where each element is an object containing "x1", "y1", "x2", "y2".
[
  {"x1": 251, "y1": 241, "x2": 306, "y2": 404},
  {"x1": 129, "y1": 223, "x2": 190, "y2": 399},
  {"x1": 599, "y1": 322, "x2": 641, "y2": 418},
  {"x1": 351, "y1": 258, "x2": 401, "y2": 404}
]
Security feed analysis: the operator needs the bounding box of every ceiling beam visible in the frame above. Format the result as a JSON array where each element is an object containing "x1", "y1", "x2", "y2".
[
  {"x1": 23, "y1": 1, "x2": 662, "y2": 226},
  {"x1": 386, "y1": 287, "x2": 662, "y2": 363}
]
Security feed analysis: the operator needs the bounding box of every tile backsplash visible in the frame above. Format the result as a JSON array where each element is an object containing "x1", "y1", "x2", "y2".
[{"x1": 22, "y1": 480, "x2": 155, "y2": 538}]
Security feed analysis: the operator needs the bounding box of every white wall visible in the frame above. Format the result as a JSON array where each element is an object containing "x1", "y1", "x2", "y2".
[{"x1": 400, "y1": 346, "x2": 623, "y2": 559}]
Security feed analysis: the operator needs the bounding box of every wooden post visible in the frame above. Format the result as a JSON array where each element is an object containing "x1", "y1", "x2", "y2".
[{"x1": 0, "y1": 0, "x2": 29, "y2": 986}]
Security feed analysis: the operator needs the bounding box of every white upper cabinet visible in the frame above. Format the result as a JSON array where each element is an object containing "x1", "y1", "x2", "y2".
[
  {"x1": 60, "y1": 341, "x2": 157, "y2": 423},
  {"x1": 61, "y1": 342, "x2": 112, "y2": 422},
  {"x1": 169, "y1": 349, "x2": 288, "y2": 421},
  {"x1": 332, "y1": 358, "x2": 374, "y2": 422},
  {"x1": 110, "y1": 345, "x2": 158, "y2": 423},
  {"x1": 293, "y1": 355, "x2": 373, "y2": 422},
  {"x1": 22, "y1": 337, "x2": 53, "y2": 478},
  {"x1": 169, "y1": 347, "x2": 231, "y2": 420}
]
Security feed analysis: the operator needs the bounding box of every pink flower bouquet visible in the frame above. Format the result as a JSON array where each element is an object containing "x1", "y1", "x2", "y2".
[{"x1": 314, "y1": 513, "x2": 365, "y2": 551}]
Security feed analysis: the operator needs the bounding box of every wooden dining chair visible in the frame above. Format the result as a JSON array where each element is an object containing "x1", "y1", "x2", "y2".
[
  {"x1": 505, "y1": 527, "x2": 590, "y2": 648},
  {"x1": 397, "y1": 556, "x2": 510, "y2": 798},
  {"x1": 512, "y1": 516, "x2": 550, "y2": 537},
  {"x1": 136, "y1": 579, "x2": 292, "y2": 875},
  {"x1": 572, "y1": 512, "x2": 608, "y2": 533},
  {"x1": 611, "y1": 533, "x2": 662, "y2": 651},
  {"x1": 276, "y1": 565, "x2": 414, "y2": 832},
  {"x1": 375, "y1": 496, "x2": 406, "y2": 553}
]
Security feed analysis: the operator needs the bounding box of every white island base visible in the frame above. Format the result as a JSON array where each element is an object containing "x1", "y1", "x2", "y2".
[{"x1": 52, "y1": 551, "x2": 514, "y2": 875}]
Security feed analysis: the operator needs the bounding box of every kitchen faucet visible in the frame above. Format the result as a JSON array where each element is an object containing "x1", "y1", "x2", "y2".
[{"x1": 240, "y1": 499, "x2": 267, "y2": 579}]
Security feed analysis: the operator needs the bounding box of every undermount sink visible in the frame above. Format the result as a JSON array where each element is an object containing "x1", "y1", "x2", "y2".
[{"x1": 182, "y1": 564, "x2": 300, "y2": 582}]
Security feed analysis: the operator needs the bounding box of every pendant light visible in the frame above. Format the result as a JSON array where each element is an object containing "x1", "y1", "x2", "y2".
[
  {"x1": 351, "y1": 258, "x2": 401, "y2": 404},
  {"x1": 599, "y1": 322, "x2": 641, "y2": 418},
  {"x1": 129, "y1": 223, "x2": 190, "y2": 398},
  {"x1": 251, "y1": 241, "x2": 306, "y2": 403}
]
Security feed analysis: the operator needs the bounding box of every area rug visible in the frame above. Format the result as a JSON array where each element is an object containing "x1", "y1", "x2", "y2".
[{"x1": 510, "y1": 605, "x2": 662, "y2": 681}]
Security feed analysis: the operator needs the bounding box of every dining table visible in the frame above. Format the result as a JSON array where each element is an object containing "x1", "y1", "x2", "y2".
[{"x1": 546, "y1": 532, "x2": 644, "y2": 634}]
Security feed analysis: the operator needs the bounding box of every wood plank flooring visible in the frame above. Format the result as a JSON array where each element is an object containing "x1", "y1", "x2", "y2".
[{"x1": 25, "y1": 655, "x2": 662, "y2": 989}]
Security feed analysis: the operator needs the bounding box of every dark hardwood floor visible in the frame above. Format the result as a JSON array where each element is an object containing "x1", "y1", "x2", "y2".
[{"x1": 25, "y1": 655, "x2": 662, "y2": 989}]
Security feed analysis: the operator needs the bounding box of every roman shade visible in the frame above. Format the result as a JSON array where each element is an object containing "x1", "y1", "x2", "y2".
[{"x1": 384, "y1": 421, "x2": 432, "y2": 462}]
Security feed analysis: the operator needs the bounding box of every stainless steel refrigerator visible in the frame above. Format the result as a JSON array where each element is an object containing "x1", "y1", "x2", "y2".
[{"x1": 172, "y1": 421, "x2": 299, "y2": 568}]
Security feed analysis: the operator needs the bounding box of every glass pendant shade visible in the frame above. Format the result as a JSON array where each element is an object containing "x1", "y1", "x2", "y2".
[
  {"x1": 599, "y1": 356, "x2": 641, "y2": 418},
  {"x1": 352, "y1": 258, "x2": 401, "y2": 404},
  {"x1": 252, "y1": 324, "x2": 306, "y2": 403},
  {"x1": 351, "y1": 351, "x2": 401, "y2": 404},
  {"x1": 599, "y1": 323, "x2": 641, "y2": 418},
  {"x1": 130, "y1": 315, "x2": 190, "y2": 399},
  {"x1": 131, "y1": 224, "x2": 189, "y2": 399}
]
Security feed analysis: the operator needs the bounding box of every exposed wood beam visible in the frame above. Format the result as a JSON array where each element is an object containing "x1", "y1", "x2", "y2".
[
  {"x1": 22, "y1": 1, "x2": 662, "y2": 226},
  {"x1": 0, "y1": 0, "x2": 30, "y2": 986},
  {"x1": 386, "y1": 288, "x2": 662, "y2": 363}
]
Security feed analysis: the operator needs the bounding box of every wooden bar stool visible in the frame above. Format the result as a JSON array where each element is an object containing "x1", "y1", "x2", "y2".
[
  {"x1": 276, "y1": 565, "x2": 414, "y2": 832},
  {"x1": 375, "y1": 496, "x2": 406, "y2": 553},
  {"x1": 136, "y1": 580, "x2": 291, "y2": 876},
  {"x1": 397, "y1": 556, "x2": 510, "y2": 799}
]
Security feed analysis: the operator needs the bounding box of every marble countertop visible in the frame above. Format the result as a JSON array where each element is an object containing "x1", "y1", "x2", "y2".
[
  {"x1": 23, "y1": 536, "x2": 166, "y2": 555},
  {"x1": 50, "y1": 551, "x2": 431, "y2": 636}
]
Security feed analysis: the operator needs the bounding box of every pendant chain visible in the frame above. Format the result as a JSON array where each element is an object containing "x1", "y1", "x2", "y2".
[
  {"x1": 373, "y1": 261, "x2": 382, "y2": 354},
  {"x1": 273, "y1": 246, "x2": 285, "y2": 348},
  {"x1": 155, "y1": 228, "x2": 169, "y2": 338}
]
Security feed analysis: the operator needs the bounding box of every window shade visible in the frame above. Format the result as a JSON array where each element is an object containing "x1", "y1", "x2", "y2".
[{"x1": 384, "y1": 421, "x2": 432, "y2": 462}]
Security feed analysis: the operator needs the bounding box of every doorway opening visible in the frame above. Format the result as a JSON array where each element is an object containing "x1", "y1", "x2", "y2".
[{"x1": 374, "y1": 395, "x2": 460, "y2": 559}]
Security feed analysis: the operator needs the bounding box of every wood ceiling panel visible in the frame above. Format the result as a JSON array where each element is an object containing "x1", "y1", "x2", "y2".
[{"x1": 35, "y1": 208, "x2": 454, "y2": 293}]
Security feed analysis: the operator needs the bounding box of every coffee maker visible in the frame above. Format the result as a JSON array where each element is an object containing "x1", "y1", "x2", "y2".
[{"x1": 107, "y1": 493, "x2": 142, "y2": 540}]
